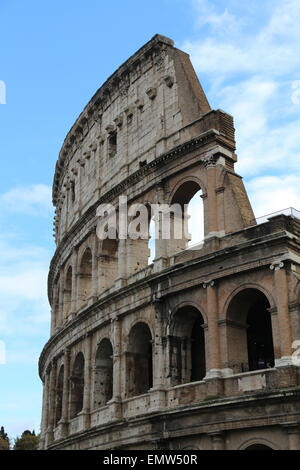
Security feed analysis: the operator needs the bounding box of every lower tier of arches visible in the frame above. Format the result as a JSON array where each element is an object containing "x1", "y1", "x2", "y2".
[{"x1": 42, "y1": 385, "x2": 300, "y2": 450}]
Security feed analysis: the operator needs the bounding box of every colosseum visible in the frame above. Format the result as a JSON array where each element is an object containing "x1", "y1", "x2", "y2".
[{"x1": 38, "y1": 34, "x2": 300, "y2": 451}]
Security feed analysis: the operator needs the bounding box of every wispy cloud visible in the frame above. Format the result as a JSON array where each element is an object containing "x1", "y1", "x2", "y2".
[
  {"x1": 183, "y1": 0, "x2": 300, "y2": 217},
  {"x1": 0, "y1": 184, "x2": 52, "y2": 216},
  {"x1": 0, "y1": 184, "x2": 51, "y2": 357}
]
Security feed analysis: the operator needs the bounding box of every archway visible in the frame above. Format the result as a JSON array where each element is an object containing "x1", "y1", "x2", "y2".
[
  {"x1": 245, "y1": 444, "x2": 273, "y2": 450},
  {"x1": 170, "y1": 180, "x2": 204, "y2": 255},
  {"x1": 169, "y1": 305, "x2": 206, "y2": 385},
  {"x1": 70, "y1": 353, "x2": 85, "y2": 419},
  {"x1": 55, "y1": 365, "x2": 64, "y2": 426},
  {"x1": 54, "y1": 283, "x2": 60, "y2": 328},
  {"x1": 78, "y1": 248, "x2": 92, "y2": 308},
  {"x1": 93, "y1": 339, "x2": 113, "y2": 408},
  {"x1": 63, "y1": 266, "x2": 72, "y2": 319},
  {"x1": 99, "y1": 238, "x2": 118, "y2": 292},
  {"x1": 126, "y1": 322, "x2": 153, "y2": 397},
  {"x1": 226, "y1": 288, "x2": 275, "y2": 373},
  {"x1": 127, "y1": 203, "x2": 152, "y2": 274}
]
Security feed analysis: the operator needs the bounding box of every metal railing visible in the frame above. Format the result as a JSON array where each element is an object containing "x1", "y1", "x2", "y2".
[{"x1": 251, "y1": 207, "x2": 300, "y2": 225}]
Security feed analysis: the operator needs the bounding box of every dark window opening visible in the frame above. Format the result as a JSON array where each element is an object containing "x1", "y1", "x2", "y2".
[
  {"x1": 126, "y1": 322, "x2": 153, "y2": 398},
  {"x1": 247, "y1": 300, "x2": 275, "y2": 371},
  {"x1": 70, "y1": 353, "x2": 84, "y2": 418},
  {"x1": 93, "y1": 339, "x2": 113, "y2": 408},
  {"x1": 55, "y1": 366, "x2": 64, "y2": 426},
  {"x1": 108, "y1": 131, "x2": 117, "y2": 158},
  {"x1": 226, "y1": 289, "x2": 275, "y2": 373},
  {"x1": 71, "y1": 181, "x2": 75, "y2": 203},
  {"x1": 191, "y1": 316, "x2": 206, "y2": 381},
  {"x1": 170, "y1": 306, "x2": 206, "y2": 385}
]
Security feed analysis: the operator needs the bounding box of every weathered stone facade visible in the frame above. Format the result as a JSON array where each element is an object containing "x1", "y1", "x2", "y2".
[{"x1": 39, "y1": 35, "x2": 300, "y2": 450}]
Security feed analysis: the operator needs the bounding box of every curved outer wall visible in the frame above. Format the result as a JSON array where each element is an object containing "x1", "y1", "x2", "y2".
[{"x1": 39, "y1": 35, "x2": 300, "y2": 450}]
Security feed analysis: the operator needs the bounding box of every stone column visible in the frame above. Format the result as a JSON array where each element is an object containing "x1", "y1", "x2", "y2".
[
  {"x1": 109, "y1": 317, "x2": 122, "y2": 418},
  {"x1": 70, "y1": 252, "x2": 77, "y2": 315},
  {"x1": 58, "y1": 276, "x2": 64, "y2": 326},
  {"x1": 150, "y1": 298, "x2": 167, "y2": 409},
  {"x1": 204, "y1": 154, "x2": 218, "y2": 237},
  {"x1": 116, "y1": 238, "x2": 127, "y2": 288},
  {"x1": 153, "y1": 184, "x2": 169, "y2": 271},
  {"x1": 75, "y1": 250, "x2": 81, "y2": 311},
  {"x1": 208, "y1": 432, "x2": 225, "y2": 450},
  {"x1": 91, "y1": 235, "x2": 98, "y2": 300},
  {"x1": 286, "y1": 424, "x2": 300, "y2": 450},
  {"x1": 50, "y1": 308, "x2": 55, "y2": 338},
  {"x1": 203, "y1": 280, "x2": 221, "y2": 378},
  {"x1": 60, "y1": 348, "x2": 70, "y2": 437},
  {"x1": 82, "y1": 335, "x2": 92, "y2": 429},
  {"x1": 152, "y1": 298, "x2": 166, "y2": 389},
  {"x1": 45, "y1": 360, "x2": 57, "y2": 447},
  {"x1": 270, "y1": 260, "x2": 292, "y2": 365},
  {"x1": 39, "y1": 373, "x2": 49, "y2": 449}
]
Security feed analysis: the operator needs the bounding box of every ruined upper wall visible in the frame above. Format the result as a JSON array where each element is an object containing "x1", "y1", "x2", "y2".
[{"x1": 53, "y1": 35, "x2": 213, "y2": 242}]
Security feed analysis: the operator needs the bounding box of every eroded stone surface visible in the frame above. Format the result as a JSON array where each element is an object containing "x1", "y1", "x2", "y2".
[{"x1": 39, "y1": 34, "x2": 300, "y2": 451}]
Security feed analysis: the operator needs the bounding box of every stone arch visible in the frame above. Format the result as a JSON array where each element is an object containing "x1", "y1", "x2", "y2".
[
  {"x1": 239, "y1": 437, "x2": 277, "y2": 450},
  {"x1": 55, "y1": 365, "x2": 64, "y2": 426},
  {"x1": 78, "y1": 247, "x2": 93, "y2": 308},
  {"x1": 168, "y1": 304, "x2": 206, "y2": 385},
  {"x1": 166, "y1": 299, "x2": 208, "y2": 334},
  {"x1": 63, "y1": 265, "x2": 73, "y2": 319},
  {"x1": 222, "y1": 283, "x2": 276, "y2": 317},
  {"x1": 225, "y1": 287, "x2": 275, "y2": 373},
  {"x1": 126, "y1": 317, "x2": 154, "y2": 343},
  {"x1": 125, "y1": 322, "x2": 153, "y2": 398},
  {"x1": 168, "y1": 177, "x2": 205, "y2": 254},
  {"x1": 168, "y1": 175, "x2": 207, "y2": 205},
  {"x1": 98, "y1": 238, "x2": 119, "y2": 292},
  {"x1": 216, "y1": 165, "x2": 227, "y2": 191},
  {"x1": 70, "y1": 352, "x2": 85, "y2": 419},
  {"x1": 127, "y1": 201, "x2": 152, "y2": 275},
  {"x1": 93, "y1": 338, "x2": 113, "y2": 409}
]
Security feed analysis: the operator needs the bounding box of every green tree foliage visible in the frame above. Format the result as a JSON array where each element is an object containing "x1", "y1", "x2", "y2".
[
  {"x1": 13, "y1": 430, "x2": 40, "y2": 450},
  {"x1": 0, "y1": 426, "x2": 10, "y2": 450}
]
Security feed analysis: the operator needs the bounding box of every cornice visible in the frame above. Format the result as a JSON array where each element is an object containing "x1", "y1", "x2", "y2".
[{"x1": 48, "y1": 128, "x2": 228, "y2": 302}]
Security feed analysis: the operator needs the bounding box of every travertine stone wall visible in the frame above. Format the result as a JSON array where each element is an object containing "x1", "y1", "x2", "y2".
[{"x1": 39, "y1": 35, "x2": 300, "y2": 451}]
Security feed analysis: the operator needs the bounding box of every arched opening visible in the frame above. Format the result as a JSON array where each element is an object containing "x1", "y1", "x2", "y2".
[
  {"x1": 54, "y1": 283, "x2": 60, "y2": 328},
  {"x1": 170, "y1": 181, "x2": 204, "y2": 255},
  {"x1": 63, "y1": 266, "x2": 72, "y2": 319},
  {"x1": 55, "y1": 365, "x2": 64, "y2": 426},
  {"x1": 99, "y1": 238, "x2": 118, "y2": 292},
  {"x1": 126, "y1": 322, "x2": 153, "y2": 398},
  {"x1": 186, "y1": 189, "x2": 203, "y2": 248},
  {"x1": 169, "y1": 305, "x2": 206, "y2": 385},
  {"x1": 78, "y1": 248, "x2": 92, "y2": 308},
  {"x1": 127, "y1": 204, "x2": 152, "y2": 275},
  {"x1": 148, "y1": 217, "x2": 156, "y2": 264},
  {"x1": 93, "y1": 339, "x2": 113, "y2": 408},
  {"x1": 245, "y1": 444, "x2": 273, "y2": 451},
  {"x1": 226, "y1": 289, "x2": 275, "y2": 373},
  {"x1": 70, "y1": 352, "x2": 85, "y2": 419}
]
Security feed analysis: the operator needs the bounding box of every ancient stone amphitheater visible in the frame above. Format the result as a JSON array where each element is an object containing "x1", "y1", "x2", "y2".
[{"x1": 39, "y1": 35, "x2": 300, "y2": 450}]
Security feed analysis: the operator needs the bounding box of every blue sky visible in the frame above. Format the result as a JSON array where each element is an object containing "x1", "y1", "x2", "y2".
[{"x1": 0, "y1": 0, "x2": 300, "y2": 441}]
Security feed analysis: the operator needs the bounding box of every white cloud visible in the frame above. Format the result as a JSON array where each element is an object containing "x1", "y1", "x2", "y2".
[
  {"x1": 183, "y1": 0, "x2": 300, "y2": 217},
  {"x1": 186, "y1": 0, "x2": 300, "y2": 78},
  {"x1": 246, "y1": 175, "x2": 300, "y2": 218},
  {"x1": 0, "y1": 184, "x2": 52, "y2": 215}
]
